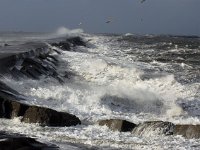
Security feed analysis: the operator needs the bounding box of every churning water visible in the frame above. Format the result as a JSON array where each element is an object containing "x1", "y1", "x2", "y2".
[{"x1": 0, "y1": 30, "x2": 200, "y2": 149}]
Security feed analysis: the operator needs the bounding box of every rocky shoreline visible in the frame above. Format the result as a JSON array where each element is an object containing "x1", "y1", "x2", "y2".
[
  {"x1": 0, "y1": 37, "x2": 84, "y2": 127},
  {"x1": 0, "y1": 35, "x2": 200, "y2": 149},
  {"x1": 0, "y1": 37, "x2": 85, "y2": 149},
  {"x1": 98, "y1": 119, "x2": 200, "y2": 139}
]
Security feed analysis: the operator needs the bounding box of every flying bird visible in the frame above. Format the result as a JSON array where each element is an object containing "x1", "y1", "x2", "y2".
[
  {"x1": 140, "y1": 0, "x2": 146, "y2": 3},
  {"x1": 105, "y1": 17, "x2": 113, "y2": 24},
  {"x1": 106, "y1": 20, "x2": 112, "y2": 24}
]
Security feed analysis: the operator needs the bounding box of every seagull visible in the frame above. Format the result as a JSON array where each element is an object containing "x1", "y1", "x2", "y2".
[
  {"x1": 105, "y1": 17, "x2": 113, "y2": 24},
  {"x1": 78, "y1": 22, "x2": 82, "y2": 26},
  {"x1": 106, "y1": 20, "x2": 112, "y2": 24}
]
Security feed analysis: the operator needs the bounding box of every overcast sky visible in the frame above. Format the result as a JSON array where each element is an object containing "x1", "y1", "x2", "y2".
[{"x1": 0, "y1": 0, "x2": 199, "y2": 36}]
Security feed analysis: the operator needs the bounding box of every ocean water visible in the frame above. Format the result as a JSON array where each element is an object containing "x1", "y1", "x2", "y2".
[{"x1": 0, "y1": 29, "x2": 200, "y2": 149}]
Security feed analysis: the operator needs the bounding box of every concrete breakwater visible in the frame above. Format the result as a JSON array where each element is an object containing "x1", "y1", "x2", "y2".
[{"x1": 0, "y1": 36, "x2": 87, "y2": 149}]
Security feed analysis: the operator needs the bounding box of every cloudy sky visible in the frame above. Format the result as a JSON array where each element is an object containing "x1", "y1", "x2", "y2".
[{"x1": 0, "y1": 0, "x2": 199, "y2": 36}]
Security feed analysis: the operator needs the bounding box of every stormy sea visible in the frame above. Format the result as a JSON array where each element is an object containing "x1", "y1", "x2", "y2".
[{"x1": 0, "y1": 28, "x2": 200, "y2": 149}]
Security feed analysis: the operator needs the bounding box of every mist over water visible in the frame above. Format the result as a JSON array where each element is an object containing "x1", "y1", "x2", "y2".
[{"x1": 0, "y1": 27, "x2": 84, "y2": 44}]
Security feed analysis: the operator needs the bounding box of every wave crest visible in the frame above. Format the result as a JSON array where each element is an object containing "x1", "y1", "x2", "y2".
[{"x1": 55, "y1": 27, "x2": 84, "y2": 37}]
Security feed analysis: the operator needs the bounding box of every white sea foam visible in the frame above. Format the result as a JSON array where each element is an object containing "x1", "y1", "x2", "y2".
[
  {"x1": 0, "y1": 119, "x2": 200, "y2": 150},
  {"x1": 3, "y1": 35, "x2": 198, "y2": 122},
  {"x1": 1, "y1": 34, "x2": 200, "y2": 149},
  {"x1": 55, "y1": 26, "x2": 83, "y2": 37},
  {"x1": 124, "y1": 33, "x2": 134, "y2": 36}
]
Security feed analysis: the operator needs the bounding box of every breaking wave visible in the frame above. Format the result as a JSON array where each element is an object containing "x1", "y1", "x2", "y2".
[{"x1": 0, "y1": 32, "x2": 200, "y2": 149}]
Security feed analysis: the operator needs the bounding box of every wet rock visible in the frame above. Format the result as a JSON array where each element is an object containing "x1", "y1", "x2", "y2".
[
  {"x1": 98, "y1": 119, "x2": 136, "y2": 132},
  {"x1": 130, "y1": 121, "x2": 200, "y2": 139},
  {"x1": 67, "y1": 37, "x2": 86, "y2": 47},
  {"x1": 0, "y1": 131, "x2": 59, "y2": 150},
  {"x1": 0, "y1": 100, "x2": 26, "y2": 118},
  {"x1": 20, "y1": 65, "x2": 41, "y2": 79},
  {"x1": 131, "y1": 121, "x2": 174, "y2": 136},
  {"x1": 51, "y1": 41, "x2": 71, "y2": 50},
  {"x1": 98, "y1": 119, "x2": 200, "y2": 139},
  {"x1": 10, "y1": 67, "x2": 27, "y2": 80},
  {"x1": 0, "y1": 42, "x2": 49, "y2": 74},
  {"x1": 51, "y1": 37, "x2": 86, "y2": 51},
  {"x1": 0, "y1": 81, "x2": 81, "y2": 127},
  {"x1": 0, "y1": 41, "x2": 63, "y2": 83},
  {"x1": 14, "y1": 56, "x2": 63, "y2": 83},
  {"x1": 22, "y1": 105, "x2": 81, "y2": 126},
  {"x1": 0, "y1": 98, "x2": 81, "y2": 127},
  {"x1": 0, "y1": 81, "x2": 25, "y2": 103},
  {"x1": 0, "y1": 81, "x2": 21, "y2": 97},
  {"x1": 174, "y1": 125, "x2": 200, "y2": 139},
  {"x1": 0, "y1": 38, "x2": 85, "y2": 83}
]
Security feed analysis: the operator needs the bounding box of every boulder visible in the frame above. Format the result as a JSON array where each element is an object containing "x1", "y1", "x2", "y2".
[
  {"x1": 97, "y1": 118, "x2": 200, "y2": 139},
  {"x1": 98, "y1": 119, "x2": 136, "y2": 132},
  {"x1": 0, "y1": 98, "x2": 81, "y2": 127},
  {"x1": 131, "y1": 121, "x2": 200, "y2": 139},
  {"x1": 0, "y1": 81, "x2": 81, "y2": 127},
  {"x1": 22, "y1": 105, "x2": 81, "y2": 127},
  {"x1": 131, "y1": 121, "x2": 174, "y2": 136},
  {"x1": 174, "y1": 125, "x2": 200, "y2": 139}
]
